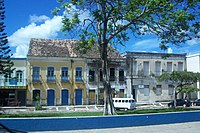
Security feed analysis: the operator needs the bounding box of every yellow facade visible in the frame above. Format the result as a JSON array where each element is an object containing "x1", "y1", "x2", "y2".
[{"x1": 27, "y1": 58, "x2": 87, "y2": 106}]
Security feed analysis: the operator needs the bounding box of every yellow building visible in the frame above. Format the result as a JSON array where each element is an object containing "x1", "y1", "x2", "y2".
[{"x1": 27, "y1": 38, "x2": 87, "y2": 106}]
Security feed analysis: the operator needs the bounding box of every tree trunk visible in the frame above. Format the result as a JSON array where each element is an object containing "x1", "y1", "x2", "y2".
[
  {"x1": 103, "y1": 80, "x2": 116, "y2": 115},
  {"x1": 101, "y1": 42, "x2": 116, "y2": 115},
  {"x1": 174, "y1": 87, "x2": 179, "y2": 108},
  {"x1": 185, "y1": 94, "x2": 188, "y2": 99}
]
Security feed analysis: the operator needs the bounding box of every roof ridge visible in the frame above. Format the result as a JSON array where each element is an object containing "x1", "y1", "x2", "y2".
[{"x1": 30, "y1": 38, "x2": 79, "y2": 41}]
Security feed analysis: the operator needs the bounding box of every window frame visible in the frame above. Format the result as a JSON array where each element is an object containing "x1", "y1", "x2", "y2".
[
  {"x1": 109, "y1": 68, "x2": 115, "y2": 81},
  {"x1": 47, "y1": 66, "x2": 55, "y2": 82},
  {"x1": 119, "y1": 69, "x2": 125, "y2": 81},
  {"x1": 32, "y1": 66, "x2": 41, "y2": 82},
  {"x1": 75, "y1": 67, "x2": 83, "y2": 81},
  {"x1": 89, "y1": 69, "x2": 95, "y2": 82},
  {"x1": 61, "y1": 67, "x2": 69, "y2": 82}
]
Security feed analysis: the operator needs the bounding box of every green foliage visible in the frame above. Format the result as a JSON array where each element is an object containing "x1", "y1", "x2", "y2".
[
  {"x1": 54, "y1": 0, "x2": 199, "y2": 51},
  {"x1": 35, "y1": 94, "x2": 42, "y2": 111},
  {"x1": 35, "y1": 105, "x2": 43, "y2": 111},
  {"x1": 61, "y1": 13, "x2": 80, "y2": 32},
  {"x1": 51, "y1": 7, "x2": 60, "y2": 16},
  {"x1": 117, "y1": 108, "x2": 197, "y2": 115},
  {"x1": 159, "y1": 43, "x2": 169, "y2": 51},
  {"x1": 0, "y1": 0, "x2": 14, "y2": 76},
  {"x1": 158, "y1": 71, "x2": 200, "y2": 84},
  {"x1": 177, "y1": 86, "x2": 200, "y2": 96},
  {"x1": 0, "y1": 112, "x2": 103, "y2": 118},
  {"x1": 158, "y1": 71, "x2": 200, "y2": 97},
  {"x1": 158, "y1": 73, "x2": 171, "y2": 82}
]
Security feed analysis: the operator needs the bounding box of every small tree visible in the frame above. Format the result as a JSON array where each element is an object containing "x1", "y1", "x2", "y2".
[
  {"x1": 158, "y1": 71, "x2": 200, "y2": 99},
  {"x1": 35, "y1": 94, "x2": 42, "y2": 111},
  {"x1": 177, "y1": 86, "x2": 200, "y2": 99},
  {"x1": 53, "y1": 0, "x2": 200, "y2": 115},
  {"x1": 0, "y1": 0, "x2": 14, "y2": 76}
]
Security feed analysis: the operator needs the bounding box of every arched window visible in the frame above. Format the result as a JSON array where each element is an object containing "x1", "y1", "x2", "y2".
[{"x1": 16, "y1": 70, "x2": 23, "y2": 82}]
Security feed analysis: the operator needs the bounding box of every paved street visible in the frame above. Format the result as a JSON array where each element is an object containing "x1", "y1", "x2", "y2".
[{"x1": 32, "y1": 121, "x2": 200, "y2": 133}]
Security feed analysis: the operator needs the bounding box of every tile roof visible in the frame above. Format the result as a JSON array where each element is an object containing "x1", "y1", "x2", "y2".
[{"x1": 27, "y1": 38, "x2": 122, "y2": 59}]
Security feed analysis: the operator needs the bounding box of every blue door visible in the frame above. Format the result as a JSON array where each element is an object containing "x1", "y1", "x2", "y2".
[
  {"x1": 47, "y1": 89, "x2": 55, "y2": 106},
  {"x1": 61, "y1": 89, "x2": 69, "y2": 105},
  {"x1": 75, "y1": 89, "x2": 82, "y2": 105}
]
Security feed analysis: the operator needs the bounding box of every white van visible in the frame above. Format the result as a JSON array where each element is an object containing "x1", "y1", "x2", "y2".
[{"x1": 113, "y1": 98, "x2": 136, "y2": 110}]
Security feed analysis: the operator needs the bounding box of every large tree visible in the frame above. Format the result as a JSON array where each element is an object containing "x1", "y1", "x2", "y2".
[
  {"x1": 53, "y1": 0, "x2": 200, "y2": 115},
  {"x1": 0, "y1": 0, "x2": 13, "y2": 76},
  {"x1": 158, "y1": 71, "x2": 200, "y2": 99}
]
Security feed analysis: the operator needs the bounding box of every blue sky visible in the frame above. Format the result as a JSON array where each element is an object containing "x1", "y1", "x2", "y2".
[{"x1": 4, "y1": 0, "x2": 200, "y2": 57}]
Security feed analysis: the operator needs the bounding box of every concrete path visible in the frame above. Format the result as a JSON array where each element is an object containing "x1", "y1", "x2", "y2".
[{"x1": 32, "y1": 121, "x2": 200, "y2": 133}]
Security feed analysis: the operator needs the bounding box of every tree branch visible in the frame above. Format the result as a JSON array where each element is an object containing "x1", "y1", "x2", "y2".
[{"x1": 107, "y1": 2, "x2": 151, "y2": 42}]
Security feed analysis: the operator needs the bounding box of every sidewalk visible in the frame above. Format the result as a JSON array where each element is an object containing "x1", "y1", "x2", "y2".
[
  {"x1": 0, "y1": 105, "x2": 104, "y2": 114},
  {"x1": 32, "y1": 121, "x2": 200, "y2": 133}
]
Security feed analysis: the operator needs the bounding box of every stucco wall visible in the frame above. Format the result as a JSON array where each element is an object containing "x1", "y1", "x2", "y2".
[{"x1": 27, "y1": 57, "x2": 86, "y2": 106}]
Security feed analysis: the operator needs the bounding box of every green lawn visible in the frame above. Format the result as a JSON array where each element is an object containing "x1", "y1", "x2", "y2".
[
  {"x1": 0, "y1": 108, "x2": 199, "y2": 118},
  {"x1": 117, "y1": 108, "x2": 198, "y2": 115},
  {"x1": 0, "y1": 111, "x2": 103, "y2": 118}
]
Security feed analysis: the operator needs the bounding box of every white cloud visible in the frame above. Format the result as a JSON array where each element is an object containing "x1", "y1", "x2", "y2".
[
  {"x1": 8, "y1": 15, "x2": 63, "y2": 57},
  {"x1": 29, "y1": 14, "x2": 50, "y2": 23},
  {"x1": 167, "y1": 48, "x2": 173, "y2": 53},
  {"x1": 14, "y1": 44, "x2": 29, "y2": 58},
  {"x1": 8, "y1": 4, "x2": 91, "y2": 58}
]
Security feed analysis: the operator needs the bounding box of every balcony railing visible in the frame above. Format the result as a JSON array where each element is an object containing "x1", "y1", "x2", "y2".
[
  {"x1": 131, "y1": 70, "x2": 180, "y2": 77},
  {"x1": 0, "y1": 78, "x2": 26, "y2": 86},
  {"x1": 47, "y1": 75, "x2": 56, "y2": 82},
  {"x1": 75, "y1": 77, "x2": 83, "y2": 82},
  {"x1": 109, "y1": 76, "x2": 115, "y2": 81},
  {"x1": 32, "y1": 75, "x2": 41, "y2": 82},
  {"x1": 61, "y1": 76, "x2": 69, "y2": 82},
  {"x1": 119, "y1": 76, "x2": 125, "y2": 81},
  {"x1": 154, "y1": 71, "x2": 162, "y2": 77}
]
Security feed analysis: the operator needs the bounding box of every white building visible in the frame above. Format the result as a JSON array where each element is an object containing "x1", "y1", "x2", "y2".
[
  {"x1": 123, "y1": 52, "x2": 186, "y2": 103},
  {"x1": 0, "y1": 58, "x2": 27, "y2": 106},
  {"x1": 186, "y1": 54, "x2": 200, "y2": 99}
]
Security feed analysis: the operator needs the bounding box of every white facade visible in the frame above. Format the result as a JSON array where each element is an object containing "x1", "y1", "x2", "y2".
[
  {"x1": 0, "y1": 58, "x2": 27, "y2": 106},
  {"x1": 0, "y1": 58, "x2": 27, "y2": 87},
  {"x1": 187, "y1": 54, "x2": 200, "y2": 99},
  {"x1": 124, "y1": 52, "x2": 186, "y2": 103},
  {"x1": 86, "y1": 59, "x2": 127, "y2": 105}
]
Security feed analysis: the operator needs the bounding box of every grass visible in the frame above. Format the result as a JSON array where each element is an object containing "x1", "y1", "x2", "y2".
[
  {"x1": 117, "y1": 108, "x2": 198, "y2": 115},
  {"x1": 0, "y1": 108, "x2": 199, "y2": 118},
  {"x1": 0, "y1": 112, "x2": 103, "y2": 118}
]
